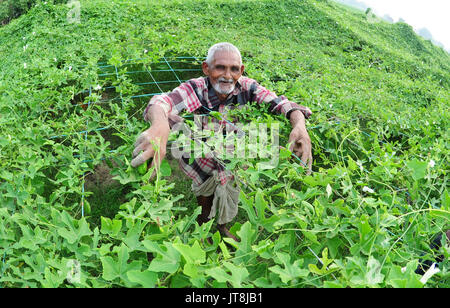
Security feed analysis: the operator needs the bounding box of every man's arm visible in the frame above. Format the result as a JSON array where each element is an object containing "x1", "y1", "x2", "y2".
[
  {"x1": 288, "y1": 110, "x2": 313, "y2": 173},
  {"x1": 132, "y1": 78, "x2": 207, "y2": 169},
  {"x1": 142, "y1": 77, "x2": 205, "y2": 121},
  {"x1": 243, "y1": 77, "x2": 312, "y2": 120},
  {"x1": 131, "y1": 105, "x2": 170, "y2": 171},
  {"x1": 244, "y1": 78, "x2": 313, "y2": 172}
]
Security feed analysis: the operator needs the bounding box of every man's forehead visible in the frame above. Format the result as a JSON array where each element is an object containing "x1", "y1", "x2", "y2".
[{"x1": 211, "y1": 50, "x2": 241, "y2": 65}]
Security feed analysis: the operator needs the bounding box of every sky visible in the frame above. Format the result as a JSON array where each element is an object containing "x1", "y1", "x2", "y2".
[{"x1": 361, "y1": 0, "x2": 450, "y2": 51}]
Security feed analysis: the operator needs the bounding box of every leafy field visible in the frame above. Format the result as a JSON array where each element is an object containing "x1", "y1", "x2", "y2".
[{"x1": 0, "y1": 0, "x2": 448, "y2": 288}]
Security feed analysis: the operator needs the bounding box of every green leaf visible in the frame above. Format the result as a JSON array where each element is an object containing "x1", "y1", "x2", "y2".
[
  {"x1": 144, "y1": 241, "x2": 181, "y2": 274},
  {"x1": 219, "y1": 240, "x2": 232, "y2": 260},
  {"x1": 406, "y1": 159, "x2": 427, "y2": 181},
  {"x1": 223, "y1": 262, "x2": 249, "y2": 287},
  {"x1": 56, "y1": 217, "x2": 93, "y2": 245},
  {"x1": 205, "y1": 262, "x2": 249, "y2": 287},
  {"x1": 308, "y1": 248, "x2": 336, "y2": 275},
  {"x1": 347, "y1": 256, "x2": 384, "y2": 287},
  {"x1": 255, "y1": 189, "x2": 279, "y2": 232},
  {"x1": 323, "y1": 281, "x2": 345, "y2": 288},
  {"x1": 239, "y1": 191, "x2": 258, "y2": 225},
  {"x1": 123, "y1": 220, "x2": 147, "y2": 251},
  {"x1": 159, "y1": 159, "x2": 172, "y2": 177},
  {"x1": 269, "y1": 252, "x2": 309, "y2": 284},
  {"x1": 209, "y1": 111, "x2": 222, "y2": 120},
  {"x1": 173, "y1": 240, "x2": 206, "y2": 265},
  {"x1": 234, "y1": 222, "x2": 257, "y2": 264},
  {"x1": 100, "y1": 217, "x2": 122, "y2": 237},
  {"x1": 100, "y1": 244, "x2": 142, "y2": 283},
  {"x1": 57, "y1": 227, "x2": 78, "y2": 244},
  {"x1": 387, "y1": 260, "x2": 423, "y2": 288},
  {"x1": 205, "y1": 267, "x2": 230, "y2": 284},
  {"x1": 127, "y1": 269, "x2": 158, "y2": 287}
]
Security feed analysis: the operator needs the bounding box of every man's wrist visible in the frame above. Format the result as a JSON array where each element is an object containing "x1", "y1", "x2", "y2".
[
  {"x1": 148, "y1": 105, "x2": 169, "y2": 128},
  {"x1": 289, "y1": 110, "x2": 306, "y2": 128}
]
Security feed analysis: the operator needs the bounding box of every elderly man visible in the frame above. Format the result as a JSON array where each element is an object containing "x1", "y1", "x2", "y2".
[{"x1": 131, "y1": 42, "x2": 313, "y2": 240}]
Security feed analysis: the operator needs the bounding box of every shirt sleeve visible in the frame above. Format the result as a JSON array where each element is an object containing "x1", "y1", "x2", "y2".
[
  {"x1": 250, "y1": 80, "x2": 312, "y2": 119},
  {"x1": 143, "y1": 79, "x2": 204, "y2": 122}
]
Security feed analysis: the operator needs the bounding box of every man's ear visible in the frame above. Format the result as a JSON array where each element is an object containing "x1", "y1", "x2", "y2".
[
  {"x1": 202, "y1": 62, "x2": 210, "y2": 76},
  {"x1": 240, "y1": 64, "x2": 245, "y2": 75}
]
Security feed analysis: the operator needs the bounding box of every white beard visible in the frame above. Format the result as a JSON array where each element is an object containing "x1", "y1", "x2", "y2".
[{"x1": 212, "y1": 78, "x2": 235, "y2": 95}]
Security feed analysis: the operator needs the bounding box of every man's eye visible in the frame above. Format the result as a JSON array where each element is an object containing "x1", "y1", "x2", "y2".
[
  {"x1": 231, "y1": 67, "x2": 240, "y2": 73},
  {"x1": 215, "y1": 65, "x2": 225, "y2": 70}
]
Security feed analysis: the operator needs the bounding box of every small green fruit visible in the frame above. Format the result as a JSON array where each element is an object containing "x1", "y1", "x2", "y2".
[
  {"x1": 137, "y1": 160, "x2": 148, "y2": 175},
  {"x1": 83, "y1": 200, "x2": 91, "y2": 215}
]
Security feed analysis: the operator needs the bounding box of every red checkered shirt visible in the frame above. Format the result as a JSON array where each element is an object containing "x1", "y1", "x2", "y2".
[{"x1": 143, "y1": 76, "x2": 312, "y2": 186}]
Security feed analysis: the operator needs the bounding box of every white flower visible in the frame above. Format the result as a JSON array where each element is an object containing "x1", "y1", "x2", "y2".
[
  {"x1": 420, "y1": 263, "x2": 440, "y2": 284},
  {"x1": 54, "y1": 58, "x2": 57, "y2": 62},
  {"x1": 356, "y1": 160, "x2": 364, "y2": 171},
  {"x1": 68, "y1": 66, "x2": 72, "y2": 72},
  {"x1": 362, "y1": 186, "x2": 375, "y2": 194},
  {"x1": 94, "y1": 85, "x2": 102, "y2": 91},
  {"x1": 23, "y1": 44, "x2": 28, "y2": 51},
  {"x1": 428, "y1": 160, "x2": 435, "y2": 168},
  {"x1": 24, "y1": 63, "x2": 27, "y2": 69},
  {"x1": 144, "y1": 49, "x2": 148, "y2": 54}
]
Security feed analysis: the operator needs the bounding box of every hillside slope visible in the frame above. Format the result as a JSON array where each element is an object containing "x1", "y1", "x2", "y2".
[{"x1": 0, "y1": 0, "x2": 448, "y2": 288}]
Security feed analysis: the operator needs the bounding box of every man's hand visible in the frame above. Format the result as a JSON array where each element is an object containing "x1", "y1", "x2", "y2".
[
  {"x1": 288, "y1": 110, "x2": 313, "y2": 174},
  {"x1": 131, "y1": 105, "x2": 170, "y2": 177}
]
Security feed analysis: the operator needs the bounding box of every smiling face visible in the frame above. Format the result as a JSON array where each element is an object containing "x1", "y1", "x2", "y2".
[{"x1": 202, "y1": 50, "x2": 244, "y2": 101}]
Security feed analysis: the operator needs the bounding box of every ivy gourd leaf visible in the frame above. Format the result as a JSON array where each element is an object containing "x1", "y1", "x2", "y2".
[
  {"x1": 100, "y1": 216, "x2": 122, "y2": 237},
  {"x1": 159, "y1": 159, "x2": 172, "y2": 177},
  {"x1": 406, "y1": 159, "x2": 427, "y2": 181},
  {"x1": 144, "y1": 241, "x2": 181, "y2": 274},
  {"x1": 205, "y1": 261, "x2": 249, "y2": 287},
  {"x1": 172, "y1": 240, "x2": 206, "y2": 265},
  {"x1": 233, "y1": 222, "x2": 257, "y2": 264},
  {"x1": 127, "y1": 269, "x2": 158, "y2": 287},
  {"x1": 269, "y1": 252, "x2": 308, "y2": 283},
  {"x1": 57, "y1": 217, "x2": 93, "y2": 245},
  {"x1": 100, "y1": 244, "x2": 142, "y2": 283},
  {"x1": 387, "y1": 260, "x2": 422, "y2": 288}
]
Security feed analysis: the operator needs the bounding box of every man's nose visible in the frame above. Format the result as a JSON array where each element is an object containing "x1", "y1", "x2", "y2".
[{"x1": 223, "y1": 68, "x2": 232, "y2": 79}]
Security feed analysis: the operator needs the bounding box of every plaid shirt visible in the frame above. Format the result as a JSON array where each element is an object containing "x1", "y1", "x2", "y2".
[{"x1": 143, "y1": 76, "x2": 312, "y2": 186}]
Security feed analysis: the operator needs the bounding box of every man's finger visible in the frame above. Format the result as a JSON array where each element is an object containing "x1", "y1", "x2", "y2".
[
  {"x1": 307, "y1": 151, "x2": 313, "y2": 174},
  {"x1": 301, "y1": 151, "x2": 309, "y2": 168},
  {"x1": 134, "y1": 132, "x2": 150, "y2": 147},
  {"x1": 132, "y1": 142, "x2": 146, "y2": 158},
  {"x1": 287, "y1": 139, "x2": 296, "y2": 152},
  {"x1": 130, "y1": 148, "x2": 154, "y2": 167}
]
